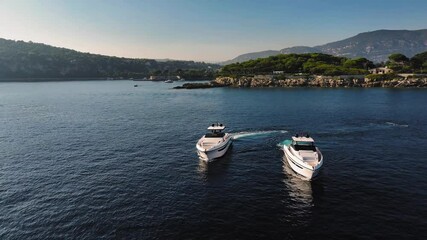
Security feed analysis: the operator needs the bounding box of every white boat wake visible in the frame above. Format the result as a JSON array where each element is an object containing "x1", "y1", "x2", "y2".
[
  {"x1": 231, "y1": 130, "x2": 287, "y2": 140},
  {"x1": 316, "y1": 121, "x2": 410, "y2": 137},
  {"x1": 385, "y1": 122, "x2": 409, "y2": 128}
]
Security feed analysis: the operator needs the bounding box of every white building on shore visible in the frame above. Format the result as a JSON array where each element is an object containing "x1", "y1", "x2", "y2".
[{"x1": 369, "y1": 67, "x2": 393, "y2": 74}]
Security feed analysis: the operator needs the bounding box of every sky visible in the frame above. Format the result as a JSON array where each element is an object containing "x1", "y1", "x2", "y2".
[{"x1": 0, "y1": 0, "x2": 426, "y2": 62}]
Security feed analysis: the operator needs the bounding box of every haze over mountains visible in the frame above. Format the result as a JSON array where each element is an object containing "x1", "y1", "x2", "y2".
[{"x1": 222, "y1": 29, "x2": 427, "y2": 64}]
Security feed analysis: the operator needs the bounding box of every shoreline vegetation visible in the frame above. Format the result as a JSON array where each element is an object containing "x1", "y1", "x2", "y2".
[{"x1": 175, "y1": 52, "x2": 427, "y2": 89}]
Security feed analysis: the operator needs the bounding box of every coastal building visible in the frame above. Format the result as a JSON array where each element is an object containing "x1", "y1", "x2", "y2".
[
  {"x1": 369, "y1": 67, "x2": 393, "y2": 74},
  {"x1": 273, "y1": 71, "x2": 284, "y2": 75}
]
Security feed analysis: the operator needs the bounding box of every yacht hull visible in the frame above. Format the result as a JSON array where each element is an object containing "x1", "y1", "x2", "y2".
[
  {"x1": 197, "y1": 138, "x2": 232, "y2": 162},
  {"x1": 283, "y1": 146, "x2": 321, "y2": 180}
]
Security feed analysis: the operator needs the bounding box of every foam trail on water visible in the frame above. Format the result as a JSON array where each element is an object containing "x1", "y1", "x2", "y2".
[
  {"x1": 231, "y1": 130, "x2": 287, "y2": 140},
  {"x1": 385, "y1": 122, "x2": 409, "y2": 128}
]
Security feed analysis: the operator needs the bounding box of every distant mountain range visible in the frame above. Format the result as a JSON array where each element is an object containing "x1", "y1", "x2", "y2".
[
  {"x1": 0, "y1": 38, "x2": 218, "y2": 80},
  {"x1": 222, "y1": 29, "x2": 427, "y2": 64}
]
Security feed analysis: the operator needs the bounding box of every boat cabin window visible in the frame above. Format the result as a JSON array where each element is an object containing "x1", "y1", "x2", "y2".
[
  {"x1": 292, "y1": 141, "x2": 316, "y2": 151},
  {"x1": 205, "y1": 132, "x2": 225, "y2": 138}
]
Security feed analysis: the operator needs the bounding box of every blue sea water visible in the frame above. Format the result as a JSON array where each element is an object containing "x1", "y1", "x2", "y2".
[{"x1": 0, "y1": 81, "x2": 426, "y2": 239}]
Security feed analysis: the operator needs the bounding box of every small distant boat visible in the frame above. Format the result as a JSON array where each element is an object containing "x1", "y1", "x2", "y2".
[
  {"x1": 164, "y1": 79, "x2": 174, "y2": 83},
  {"x1": 134, "y1": 84, "x2": 138, "y2": 87},
  {"x1": 283, "y1": 134, "x2": 323, "y2": 180},
  {"x1": 196, "y1": 123, "x2": 232, "y2": 161}
]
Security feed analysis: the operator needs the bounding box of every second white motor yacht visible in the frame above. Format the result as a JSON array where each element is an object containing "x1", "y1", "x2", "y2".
[
  {"x1": 196, "y1": 123, "x2": 232, "y2": 161},
  {"x1": 283, "y1": 134, "x2": 323, "y2": 180}
]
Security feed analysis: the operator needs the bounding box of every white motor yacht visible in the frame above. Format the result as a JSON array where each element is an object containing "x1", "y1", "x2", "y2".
[
  {"x1": 196, "y1": 123, "x2": 232, "y2": 161},
  {"x1": 164, "y1": 79, "x2": 174, "y2": 83},
  {"x1": 283, "y1": 134, "x2": 323, "y2": 180}
]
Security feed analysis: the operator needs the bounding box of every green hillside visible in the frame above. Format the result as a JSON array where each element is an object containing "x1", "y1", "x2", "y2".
[
  {"x1": 0, "y1": 38, "x2": 219, "y2": 80},
  {"x1": 220, "y1": 53, "x2": 374, "y2": 76},
  {"x1": 220, "y1": 51, "x2": 427, "y2": 77}
]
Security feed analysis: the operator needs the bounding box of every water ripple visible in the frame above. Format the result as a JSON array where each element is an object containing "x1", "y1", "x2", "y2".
[{"x1": 0, "y1": 82, "x2": 426, "y2": 239}]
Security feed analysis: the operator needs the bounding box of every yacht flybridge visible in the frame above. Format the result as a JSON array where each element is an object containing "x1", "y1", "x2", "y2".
[
  {"x1": 196, "y1": 123, "x2": 232, "y2": 161},
  {"x1": 283, "y1": 134, "x2": 323, "y2": 180}
]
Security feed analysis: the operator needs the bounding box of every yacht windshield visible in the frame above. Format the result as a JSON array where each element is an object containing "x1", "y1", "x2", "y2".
[
  {"x1": 205, "y1": 132, "x2": 225, "y2": 138},
  {"x1": 293, "y1": 141, "x2": 316, "y2": 151}
]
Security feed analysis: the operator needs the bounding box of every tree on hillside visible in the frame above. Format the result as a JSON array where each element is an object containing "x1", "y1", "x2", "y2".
[
  {"x1": 387, "y1": 53, "x2": 410, "y2": 73},
  {"x1": 343, "y1": 57, "x2": 374, "y2": 69},
  {"x1": 410, "y1": 52, "x2": 427, "y2": 73},
  {"x1": 388, "y1": 53, "x2": 409, "y2": 63}
]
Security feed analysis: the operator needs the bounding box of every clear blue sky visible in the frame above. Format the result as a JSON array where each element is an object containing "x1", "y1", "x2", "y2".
[{"x1": 0, "y1": 0, "x2": 426, "y2": 62}]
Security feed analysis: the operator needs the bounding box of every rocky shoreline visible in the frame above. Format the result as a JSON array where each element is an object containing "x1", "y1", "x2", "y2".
[{"x1": 174, "y1": 75, "x2": 427, "y2": 89}]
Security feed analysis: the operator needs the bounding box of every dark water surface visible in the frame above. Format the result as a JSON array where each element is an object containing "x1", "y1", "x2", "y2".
[{"x1": 1, "y1": 81, "x2": 426, "y2": 239}]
